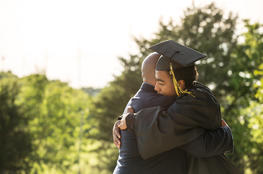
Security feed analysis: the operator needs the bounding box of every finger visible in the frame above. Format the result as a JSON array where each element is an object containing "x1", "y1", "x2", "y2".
[
  {"x1": 114, "y1": 127, "x2": 121, "y2": 139},
  {"x1": 113, "y1": 136, "x2": 120, "y2": 146},
  {"x1": 118, "y1": 138, "x2": 121, "y2": 148},
  {"x1": 114, "y1": 138, "x2": 121, "y2": 149},
  {"x1": 127, "y1": 106, "x2": 134, "y2": 113},
  {"x1": 115, "y1": 126, "x2": 121, "y2": 138},
  {"x1": 112, "y1": 122, "x2": 117, "y2": 143},
  {"x1": 116, "y1": 129, "x2": 121, "y2": 139},
  {"x1": 113, "y1": 137, "x2": 118, "y2": 147},
  {"x1": 117, "y1": 139, "x2": 121, "y2": 148},
  {"x1": 118, "y1": 121, "x2": 125, "y2": 130},
  {"x1": 118, "y1": 124, "x2": 124, "y2": 130},
  {"x1": 116, "y1": 120, "x2": 121, "y2": 126}
]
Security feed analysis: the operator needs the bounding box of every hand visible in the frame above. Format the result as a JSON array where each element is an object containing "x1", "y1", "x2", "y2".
[
  {"x1": 221, "y1": 119, "x2": 229, "y2": 127},
  {"x1": 127, "y1": 106, "x2": 134, "y2": 114},
  {"x1": 113, "y1": 120, "x2": 121, "y2": 149},
  {"x1": 118, "y1": 113, "x2": 129, "y2": 130}
]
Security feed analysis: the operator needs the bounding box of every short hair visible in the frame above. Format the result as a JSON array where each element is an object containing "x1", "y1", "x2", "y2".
[{"x1": 173, "y1": 66, "x2": 198, "y2": 89}]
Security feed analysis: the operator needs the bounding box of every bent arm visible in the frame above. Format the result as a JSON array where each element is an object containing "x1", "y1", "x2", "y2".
[
  {"x1": 126, "y1": 103, "x2": 232, "y2": 159},
  {"x1": 180, "y1": 126, "x2": 233, "y2": 158},
  {"x1": 126, "y1": 106, "x2": 205, "y2": 159}
]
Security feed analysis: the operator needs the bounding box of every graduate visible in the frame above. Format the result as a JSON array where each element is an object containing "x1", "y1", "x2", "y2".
[
  {"x1": 118, "y1": 40, "x2": 240, "y2": 174},
  {"x1": 113, "y1": 53, "x2": 182, "y2": 174},
  {"x1": 113, "y1": 53, "x2": 232, "y2": 174}
]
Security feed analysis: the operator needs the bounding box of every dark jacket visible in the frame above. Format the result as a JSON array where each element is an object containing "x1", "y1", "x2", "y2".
[
  {"x1": 126, "y1": 82, "x2": 239, "y2": 174},
  {"x1": 114, "y1": 82, "x2": 185, "y2": 174},
  {"x1": 114, "y1": 82, "x2": 235, "y2": 174}
]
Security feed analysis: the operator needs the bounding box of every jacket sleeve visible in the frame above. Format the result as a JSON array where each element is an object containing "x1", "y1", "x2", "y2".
[
  {"x1": 179, "y1": 126, "x2": 233, "y2": 158},
  {"x1": 126, "y1": 106, "x2": 205, "y2": 159},
  {"x1": 126, "y1": 101, "x2": 231, "y2": 159}
]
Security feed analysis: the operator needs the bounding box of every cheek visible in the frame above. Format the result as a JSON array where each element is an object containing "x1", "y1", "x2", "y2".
[
  {"x1": 154, "y1": 84, "x2": 160, "y2": 92},
  {"x1": 163, "y1": 86, "x2": 171, "y2": 95},
  {"x1": 158, "y1": 85, "x2": 166, "y2": 94},
  {"x1": 167, "y1": 80, "x2": 173, "y2": 90},
  {"x1": 158, "y1": 85, "x2": 164, "y2": 92},
  {"x1": 168, "y1": 81, "x2": 176, "y2": 94}
]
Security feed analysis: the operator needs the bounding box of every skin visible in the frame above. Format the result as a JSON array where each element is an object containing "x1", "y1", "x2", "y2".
[
  {"x1": 141, "y1": 52, "x2": 160, "y2": 86},
  {"x1": 113, "y1": 62, "x2": 228, "y2": 148},
  {"x1": 112, "y1": 52, "x2": 160, "y2": 148},
  {"x1": 154, "y1": 70, "x2": 185, "y2": 96},
  {"x1": 113, "y1": 107, "x2": 134, "y2": 148},
  {"x1": 117, "y1": 70, "x2": 185, "y2": 131},
  {"x1": 113, "y1": 121, "x2": 121, "y2": 148}
]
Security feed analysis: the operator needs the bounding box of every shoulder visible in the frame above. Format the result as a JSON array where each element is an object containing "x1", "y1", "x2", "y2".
[
  {"x1": 167, "y1": 83, "x2": 219, "y2": 113},
  {"x1": 181, "y1": 82, "x2": 219, "y2": 106},
  {"x1": 130, "y1": 90, "x2": 175, "y2": 111}
]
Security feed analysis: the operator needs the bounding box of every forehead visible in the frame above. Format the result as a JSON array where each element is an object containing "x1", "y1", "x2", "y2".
[{"x1": 155, "y1": 70, "x2": 170, "y2": 80}]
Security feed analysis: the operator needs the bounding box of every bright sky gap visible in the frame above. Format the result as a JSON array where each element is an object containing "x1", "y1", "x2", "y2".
[{"x1": 0, "y1": 0, "x2": 262, "y2": 88}]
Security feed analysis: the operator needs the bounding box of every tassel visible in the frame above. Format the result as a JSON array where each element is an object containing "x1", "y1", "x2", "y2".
[{"x1": 169, "y1": 63, "x2": 194, "y2": 97}]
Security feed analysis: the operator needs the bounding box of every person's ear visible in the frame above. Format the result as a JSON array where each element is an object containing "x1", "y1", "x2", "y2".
[{"x1": 178, "y1": 80, "x2": 185, "y2": 89}]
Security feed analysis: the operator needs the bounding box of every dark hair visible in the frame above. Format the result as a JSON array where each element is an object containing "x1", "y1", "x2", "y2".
[{"x1": 173, "y1": 65, "x2": 198, "y2": 89}]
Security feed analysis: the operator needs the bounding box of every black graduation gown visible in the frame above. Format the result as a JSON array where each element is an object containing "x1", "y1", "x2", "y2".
[{"x1": 128, "y1": 82, "x2": 240, "y2": 174}]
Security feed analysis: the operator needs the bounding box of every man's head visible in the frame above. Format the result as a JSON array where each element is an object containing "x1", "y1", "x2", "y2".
[
  {"x1": 141, "y1": 52, "x2": 161, "y2": 86},
  {"x1": 154, "y1": 65, "x2": 197, "y2": 96},
  {"x1": 154, "y1": 70, "x2": 177, "y2": 96},
  {"x1": 150, "y1": 40, "x2": 204, "y2": 96}
]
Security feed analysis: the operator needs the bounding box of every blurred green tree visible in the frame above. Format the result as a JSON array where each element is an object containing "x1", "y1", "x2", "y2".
[
  {"x1": 0, "y1": 72, "x2": 33, "y2": 173},
  {"x1": 233, "y1": 22, "x2": 263, "y2": 174},
  {"x1": 16, "y1": 74, "x2": 92, "y2": 173},
  {"x1": 90, "y1": 3, "x2": 262, "y2": 173},
  {"x1": 89, "y1": 55, "x2": 142, "y2": 172},
  {"x1": 242, "y1": 68, "x2": 263, "y2": 174},
  {"x1": 1, "y1": 2, "x2": 260, "y2": 174}
]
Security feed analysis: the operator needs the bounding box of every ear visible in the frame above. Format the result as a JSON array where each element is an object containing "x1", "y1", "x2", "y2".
[{"x1": 178, "y1": 80, "x2": 186, "y2": 90}]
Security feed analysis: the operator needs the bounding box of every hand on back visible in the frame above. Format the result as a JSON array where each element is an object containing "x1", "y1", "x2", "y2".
[{"x1": 112, "y1": 106, "x2": 134, "y2": 149}]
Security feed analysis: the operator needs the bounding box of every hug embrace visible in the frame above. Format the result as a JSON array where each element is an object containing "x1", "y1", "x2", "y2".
[{"x1": 112, "y1": 40, "x2": 240, "y2": 174}]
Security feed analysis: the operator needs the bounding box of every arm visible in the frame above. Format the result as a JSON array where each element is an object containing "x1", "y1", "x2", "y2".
[
  {"x1": 124, "y1": 104, "x2": 231, "y2": 159},
  {"x1": 112, "y1": 120, "x2": 121, "y2": 148},
  {"x1": 124, "y1": 106, "x2": 205, "y2": 159},
  {"x1": 124, "y1": 113, "x2": 233, "y2": 158},
  {"x1": 180, "y1": 125, "x2": 233, "y2": 158},
  {"x1": 112, "y1": 106, "x2": 134, "y2": 148}
]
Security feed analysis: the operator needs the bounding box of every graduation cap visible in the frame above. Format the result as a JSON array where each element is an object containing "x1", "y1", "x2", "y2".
[
  {"x1": 150, "y1": 40, "x2": 206, "y2": 96},
  {"x1": 150, "y1": 40, "x2": 206, "y2": 71}
]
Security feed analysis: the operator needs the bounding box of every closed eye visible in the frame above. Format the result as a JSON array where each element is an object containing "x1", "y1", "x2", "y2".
[
  {"x1": 157, "y1": 81, "x2": 165, "y2": 86},
  {"x1": 156, "y1": 78, "x2": 165, "y2": 83}
]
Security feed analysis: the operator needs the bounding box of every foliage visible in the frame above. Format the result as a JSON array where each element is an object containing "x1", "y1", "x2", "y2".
[
  {"x1": 240, "y1": 63, "x2": 263, "y2": 174},
  {"x1": 227, "y1": 21, "x2": 263, "y2": 173},
  {"x1": 0, "y1": 72, "x2": 95, "y2": 173},
  {"x1": 1, "y1": 3, "x2": 263, "y2": 174},
  {"x1": 0, "y1": 73, "x2": 33, "y2": 173},
  {"x1": 17, "y1": 74, "x2": 93, "y2": 173},
  {"x1": 90, "y1": 3, "x2": 263, "y2": 174},
  {"x1": 90, "y1": 3, "x2": 241, "y2": 173},
  {"x1": 81, "y1": 87, "x2": 101, "y2": 97},
  {"x1": 88, "y1": 55, "x2": 142, "y2": 171}
]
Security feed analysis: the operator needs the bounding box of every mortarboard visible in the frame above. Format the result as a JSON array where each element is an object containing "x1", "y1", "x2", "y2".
[
  {"x1": 150, "y1": 40, "x2": 206, "y2": 71},
  {"x1": 150, "y1": 40, "x2": 206, "y2": 96}
]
